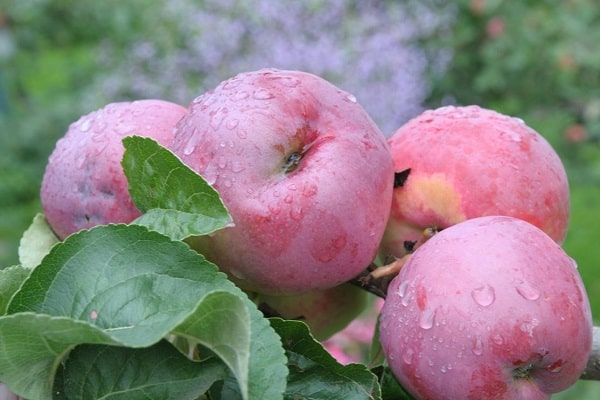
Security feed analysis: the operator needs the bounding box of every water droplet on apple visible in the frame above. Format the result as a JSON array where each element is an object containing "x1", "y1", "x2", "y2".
[
  {"x1": 397, "y1": 280, "x2": 409, "y2": 298},
  {"x1": 346, "y1": 93, "x2": 357, "y2": 103},
  {"x1": 471, "y1": 284, "x2": 495, "y2": 307},
  {"x1": 253, "y1": 88, "x2": 275, "y2": 100},
  {"x1": 290, "y1": 206, "x2": 303, "y2": 221},
  {"x1": 284, "y1": 194, "x2": 293, "y2": 204},
  {"x1": 491, "y1": 333, "x2": 504, "y2": 345},
  {"x1": 302, "y1": 183, "x2": 318, "y2": 197},
  {"x1": 268, "y1": 203, "x2": 281, "y2": 215},
  {"x1": 440, "y1": 365, "x2": 447, "y2": 373},
  {"x1": 515, "y1": 280, "x2": 540, "y2": 301},
  {"x1": 403, "y1": 348, "x2": 414, "y2": 365},
  {"x1": 419, "y1": 308, "x2": 435, "y2": 330},
  {"x1": 569, "y1": 257, "x2": 579, "y2": 269},
  {"x1": 472, "y1": 335, "x2": 483, "y2": 355},
  {"x1": 547, "y1": 360, "x2": 564, "y2": 373},
  {"x1": 233, "y1": 90, "x2": 250, "y2": 101},
  {"x1": 401, "y1": 290, "x2": 412, "y2": 307},
  {"x1": 217, "y1": 156, "x2": 228, "y2": 170},
  {"x1": 79, "y1": 118, "x2": 92, "y2": 132},
  {"x1": 225, "y1": 118, "x2": 239, "y2": 130}
]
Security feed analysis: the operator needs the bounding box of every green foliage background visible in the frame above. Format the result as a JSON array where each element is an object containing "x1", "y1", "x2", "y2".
[{"x1": 1, "y1": 1, "x2": 600, "y2": 397}]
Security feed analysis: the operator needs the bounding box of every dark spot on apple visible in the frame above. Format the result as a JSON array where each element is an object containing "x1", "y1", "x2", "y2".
[{"x1": 394, "y1": 168, "x2": 411, "y2": 188}]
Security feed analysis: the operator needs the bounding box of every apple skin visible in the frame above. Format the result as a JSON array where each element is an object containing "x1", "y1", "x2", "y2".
[
  {"x1": 257, "y1": 283, "x2": 368, "y2": 341},
  {"x1": 41, "y1": 99, "x2": 186, "y2": 239},
  {"x1": 172, "y1": 68, "x2": 394, "y2": 294},
  {"x1": 379, "y1": 216, "x2": 593, "y2": 400},
  {"x1": 379, "y1": 105, "x2": 570, "y2": 260}
]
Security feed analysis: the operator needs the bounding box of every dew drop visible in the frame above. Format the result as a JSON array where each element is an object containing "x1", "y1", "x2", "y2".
[
  {"x1": 491, "y1": 333, "x2": 504, "y2": 345},
  {"x1": 302, "y1": 183, "x2": 318, "y2": 197},
  {"x1": 79, "y1": 119, "x2": 92, "y2": 132},
  {"x1": 397, "y1": 280, "x2": 409, "y2": 298},
  {"x1": 89, "y1": 310, "x2": 98, "y2": 321},
  {"x1": 515, "y1": 280, "x2": 540, "y2": 301},
  {"x1": 225, "y1": 118, "x2": 239, "y2": 130},
  {"x1": 290, "y1": 206, "x2": 303, "y2": 221},
  {"x1": 237, "y1": 129, "x2": 248, "y2": 139},
  {"x1": 471, "y1": 284, "x2": 496, "y2": 307},
  {"x1": 569, "y1": 257, "x2": 579, "y2": 269},
  {"x1": 401, "y1": 290, "x2": 412, "y2": 307},
  {"x1": 346, "y1": 93, "x2": 357, "y2": 103},
  {"x1": 284, "y1": 194, "x2": 293, "y2": 204},
  {"x1": 268, "y1": 203, "x2": 281, "y2": 215},
  {"x1": 233, "y1": 90, "x2": 250, "y2": 101},
  {"x1": 440, "y1": 365, "x2": 447, "y2": 373},
  {"x1": 472, "y1": 335, "x2": 483, "y2": 356},
  {"x1": 419, "y1": 308, "x2": 435, "y2": 330},
  {"x1": 253, "y1": 88, "x2": 275, "y2": 100},
  {"x1": 403, "y1": 348, "x2": 414, "y2": 365}
]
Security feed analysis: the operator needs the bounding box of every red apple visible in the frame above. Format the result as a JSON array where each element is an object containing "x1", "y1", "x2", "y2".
[
  {"x1": 41, "y1": 99, "x2": 186, "y2": 238},
  {"x1": 172, "y1": 68, "x2": 394, "y2": 294},
  {"x1": 379, "y1": 216, "x2": 593, "y2": 399},
  {"x1": 257, "y1": 283, "x2": 368, "y2": 341},
  {"x1": 379, "y1": 105, "x2": 570, "y2": 260}
]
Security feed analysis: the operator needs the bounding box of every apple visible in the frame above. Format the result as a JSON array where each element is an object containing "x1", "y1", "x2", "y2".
[
  {"x1": 257, "y1": 283, "x2": 368, "y2": 341},
  {"x1": 41, "y1": 99, "x2": 186, "y2": 239},
  {"x1": 379, "y1": 105, "x2": 570, "y2": 261},
  {"x1": 172, "y1": 68, "x2": 394, "y2": 294},
  {"x1": 379, "y1": 216, "x2": 593, "y2": 399}
]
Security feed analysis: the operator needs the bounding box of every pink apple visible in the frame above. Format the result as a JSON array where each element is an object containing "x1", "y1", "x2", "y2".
[
  {"x1": 41, "y1": 99, "x2": 186, "y2": 239},
  {"x1": 257, "y1": 283, "x2": 368, "y2": 341},
  {"x1": 379, "y1": 216, "x2": 593, "y2": 399},
  {"x1": 379, "y1": 105, "x2": 570, "y2": 260},
  {"x1": 172, "y1": 68, "x2": 394, "y2": 294}
]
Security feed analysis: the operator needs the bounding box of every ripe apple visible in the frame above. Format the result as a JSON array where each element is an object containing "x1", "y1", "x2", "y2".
[
  {"x1": 379, "y1": 105, "x2": 570, "y2": 260},
  {"x1": 379, "y1": 216, "x2": 593, "y2": 400},
  {"x1": 172, "y1": 68, "x2": 394, "y2": 294},
  {"x1": 41, "y1": 99, "x2": 186, "y2": 239},
  {"x1": 257, "y1": 283, "x2": 368, "y2": 341}
]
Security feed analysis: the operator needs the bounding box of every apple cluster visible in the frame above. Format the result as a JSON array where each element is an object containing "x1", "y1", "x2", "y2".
[{"x1": 39, "y1": 68, "x2": 593, "y2": 398}]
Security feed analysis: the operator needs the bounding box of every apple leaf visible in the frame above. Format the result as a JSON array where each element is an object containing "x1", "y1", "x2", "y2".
[
  {"x1": 270, "y1": 318, "x2": 382, "y2": 400},
  {"x1": 0, "y1": 224, "x2": 287, "y2": 400},
  {"x1": 121, "y1": 136, "x2": 233, "y2": 240},
  {"x1": 18, "y1": 213, "x2": 60, "y2": 269},
  {"x1": 0, "y1": 265, "x2": 30, "y2": 315},
  {"x1": 54, "y1": 341, "x2": 229, "y2": 400},
  {"x1": 371, "y1": 366, "x2": 415, "y2": 400}
]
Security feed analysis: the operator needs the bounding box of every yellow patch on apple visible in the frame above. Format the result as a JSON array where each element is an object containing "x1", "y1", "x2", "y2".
[{"x1": 398, "y1": 173, "x2": 466, "y2": 227}]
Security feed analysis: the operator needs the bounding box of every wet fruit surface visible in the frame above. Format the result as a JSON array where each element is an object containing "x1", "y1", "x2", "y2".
[
  {"x1": 41, "y1": 99, "x2": 186, "y2": 238},
  {"x1": 379, "y1": 216, "x2": 592, "y2": 400}
]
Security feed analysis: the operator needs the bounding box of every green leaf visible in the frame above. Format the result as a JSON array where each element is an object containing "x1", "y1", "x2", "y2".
[
  {"x1": 18, "y1": 213, "x2": 60, "y2": 269},
  {"x1": 1, "y1": 224, "x2": 287, "y2": 400},
  {"x1": 54, "y1": 341, "x2": 229, "y2": 400},
  {"x1": 270, "y1": 318, "x2": 382, "y2": 400},
  {"x1": 121, "y1": 136, "x2": 233, "y2": 240},
  {"x1": 0, "y1": 265, "x2": 30, "y2": 315},
  {"x1": 0, "y1": 313, "x2": 123, "y2": 400},
  {"x1": 371, "y1": 366, "x2": 415, "y2": 400}
]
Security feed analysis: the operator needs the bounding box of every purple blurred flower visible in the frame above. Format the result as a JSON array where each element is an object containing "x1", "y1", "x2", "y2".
[{"x1": 88, "y1": 0, "x2": 452, "y2": 135}]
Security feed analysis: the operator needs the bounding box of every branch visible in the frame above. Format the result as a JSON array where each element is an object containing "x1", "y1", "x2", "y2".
[{"x1": 581, "y1": 326, "x2": 600, "y2": 380}]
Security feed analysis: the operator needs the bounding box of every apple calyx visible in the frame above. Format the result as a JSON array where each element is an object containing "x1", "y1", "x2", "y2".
[{"x1": 394, "y1": 168, "x2": 411, "y2": 188}]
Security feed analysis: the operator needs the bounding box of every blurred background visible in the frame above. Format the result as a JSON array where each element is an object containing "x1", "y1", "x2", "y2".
[{"x1": 1, "y1": 0, "x2": 599, "y2": 397}]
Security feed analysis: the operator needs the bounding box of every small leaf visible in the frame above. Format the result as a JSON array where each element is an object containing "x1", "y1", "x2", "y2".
[
  {"x1": 121, "y1": 136, "x2": 233, "y2": 240},
  {"x1": 270, "y1": 318, "x2": 382, "y2": 400},
  {"x1": 18, "y1": 213, "x2": 60, "y2": 269},
  {"x1": 55, "y1": 341, "x2": 229, "y2": 400},
  {"x1": 0, "y1": 265, "x2": 30, "y2": 315}
]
